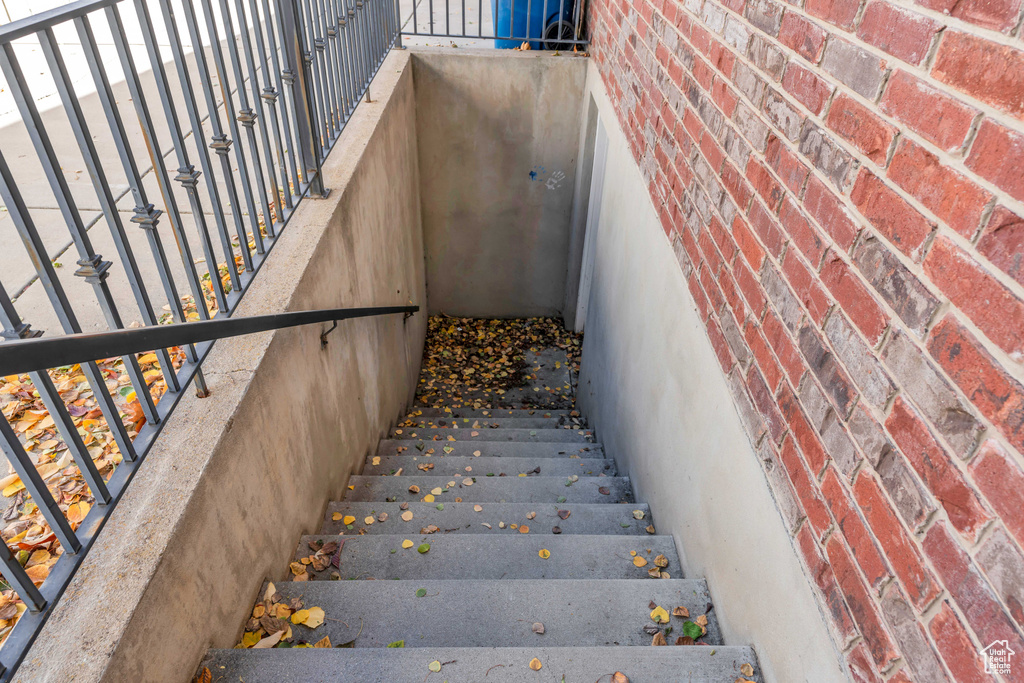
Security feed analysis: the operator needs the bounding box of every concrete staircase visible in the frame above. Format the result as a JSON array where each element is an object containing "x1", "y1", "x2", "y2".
[{"x1": 200, "y1": 407, "x2": 763, "y2": 681}]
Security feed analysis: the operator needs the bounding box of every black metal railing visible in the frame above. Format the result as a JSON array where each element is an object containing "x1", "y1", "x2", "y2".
[
  {"x1": 0, "y1": 0, "x2": 401, "y2": 674},
  {"x1": 0, "y1": 304, "x2": 416, "y2": 676},
  {"x1": 400, "y1": 0, "x2": 586, "y2": 48}
]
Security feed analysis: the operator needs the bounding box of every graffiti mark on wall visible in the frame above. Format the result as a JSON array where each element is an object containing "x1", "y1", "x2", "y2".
[{"x1": 529, "y1": 166, "x2": 565, "y2": 190}]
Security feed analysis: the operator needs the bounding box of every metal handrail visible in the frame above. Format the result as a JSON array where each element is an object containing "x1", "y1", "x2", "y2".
[{"x1": 0, "y1": 306, "x2": 419, "y2": 377}]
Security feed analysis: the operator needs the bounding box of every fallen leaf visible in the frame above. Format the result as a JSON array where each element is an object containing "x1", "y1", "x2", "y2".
[
  {"x1": 529, "y1": 657, "x2": 542, "y2": 671},
  {"x1": 409, "y1": 485, "x2": 420, "y2": 494},
  {"x1": 364, "y1": 516, "x2": 375, "y2": 525},
  {"x1": 192, "y1": 667, "x2": 212, "y2": 683},
  {"x1": 672, "y1": 606, "x2": 690, "y2": 618},
  {"x1": 557, "y1": 509, "x2": 571, "y2": 519},
  {"x1": 303, "y1": 607, "x2": 325, "y2": 628},
  {"x1": 428, "y1": 661, "x2": 442, "y2": 673},
  {"x1": 332, "y1": 512, "x2": 343, "y2": 521},
  {"x1": 253, "y1": 630, "x2": 285, "y2": 648},
  {"x1": 386, "y1": 640, "x2": 405, "y2": 648},
  {"x1": 741, "y1": 663, "x2": 755, "y2": 677},
  {"x1": 314, "y1": 635, "x2": 332, "y2": 648},
  {"x1": 632, "y1": 510, "x2": 645, "y2": 520},
  {"x1": 646, "y1": 525, "x2": 656, "y2": 534},
  {"x1": 342, "y1": 515, "x2": 356, "y2": 525},
  {"x1": 401, "y1": 511, "x2": 414, "y2": 521},
  {"x1": 681, "y1": 621, "x2": 703, "y2": 639},
  {"x1": 676, "y1": 636, "x2": 694, "y2": 645},
  {"x1": 538, "y1": 549, "x2": 550, "y2": 559},
  {"x1": 241, "y1": 632, "x2": 260, "y2": 648},
  {"x1": 463, "y1": 478, "x2": 474, "y2": 486},
  {"x1": 651, "y1": 632, "x2": 668, "y2": 646},
  {"x1": 519, "y1": 525, "x2": 530, "y2": 534},
  {"x1": 654, "y1": 554, "x2": 669, "y2": 568},
  {"x1": 402, "y1": 539, "x2": 414, "y2": 549},
  {"x1": 418, "y1": 543, "x2": 430, "y2": 554},
  {"x1": 474, "y1": 505, "x2": 483, "y2": 512},
  {"x1": 526, "y1": 511, "x2": 536, "y2": 520},
  {"x1": 532, "y1": 622, "x2": 545, "y2": 634},
  {"x1": 633, "y1": 556, "x2": 648, "y2": 567},
  {"x1": 598, "y1": 487, "x2": 610, "y2": 495},
  {"x1": 611, "y1": 674, "x2": 630, "y2": 683},
  {"x1": 650, "y1": 605, "x2": 669, "y2": 623},
  {"x1": 416, "y1": 588, "x2": 427, "y2": 597},
  {"x1": 430, "y1": 487, "x2": 443, "y2": 495},
  {"x1": 423, "y1": 494, "x2": 435, "y2": 503}
]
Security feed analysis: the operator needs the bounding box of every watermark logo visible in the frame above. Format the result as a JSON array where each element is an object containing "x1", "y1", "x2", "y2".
[{"x1": 982, "y1": 640, "x2": 1015, "y2": 675}]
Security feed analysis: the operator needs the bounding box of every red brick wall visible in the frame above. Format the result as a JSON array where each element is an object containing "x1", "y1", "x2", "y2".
[{"x1": 585, "y1": 0, "x2": 1024, "y2": 677}]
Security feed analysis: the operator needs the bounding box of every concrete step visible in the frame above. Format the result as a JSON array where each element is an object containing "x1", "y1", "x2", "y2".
[
  {"x1": 291, "y1": 534, "x2": 681, "y2": 581},
  {"x1": 251, "y1": 579, "x2": 721, "y2": 647},
  {"x1": 363, "y1": 455, "x2": 617, "y2": 477},
  {"x1": 322, "y1": 502, "x2": 654, "y2": 535},
  {"x1": 202, "y1": 646, "x2": 764, "y2": 682},
  {"x1": 389, "y1": 427, "x2": 594, "y2": 443},
  {"x1": 344, "y1": 475, "x2": 633, "y2": 504},
  {"x1": 399, "y1": 417, "x2": 569, "y2": 430},
  {"x1": 410, "y1": 407, "x2": 575, "y2": 419},
  {"x1": 377, "y1": 440, "x2": 604, "y2": 459}
]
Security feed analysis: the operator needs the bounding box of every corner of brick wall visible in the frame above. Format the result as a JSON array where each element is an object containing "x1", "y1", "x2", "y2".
[{"x1": 586, "y1": 0, "x2": 1024, "y2": 677}]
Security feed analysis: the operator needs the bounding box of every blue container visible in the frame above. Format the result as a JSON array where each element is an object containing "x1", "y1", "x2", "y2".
[{"x1": 491, "y1": 0, "x2": 551, "y2": 49}]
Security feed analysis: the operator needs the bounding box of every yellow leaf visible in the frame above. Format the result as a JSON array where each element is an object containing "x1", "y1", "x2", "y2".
[
  {"x1": 25, "y1": 564, "x2": 48, "y2": 585},
  {"x1": 314, "y1": 635, "x2": 331, "y2": 648},
  {"x1": 430, "y1": 487, "x2": 443, "y2": 495},
  {"x1": 303, "y1": 606, "x2": 325, "y2": 628},
  {"x1": 519, "y1": 525, "x2": 530, "y2": 534},
  {"x1": 241, "y1": 632, "x2": 260, "y2": 648},
  {"x1": 2, "y1": 481, "x2": 24, "y2": 497},
  {"x1": 402, "y1": 539, "x2": 414, "y2": 549},
  {"x1": 423, "y1": 494, "x2": 435, "y2": 503},
  {"x1": 633, "y1": 556, "x2": 648, "y2": 567},
  {"x1": 138, "y1": 353, "x2": 159, "y2": 364},
  {"x1": 342, "y1": 516, "x2": 356, "y2": 525},
  {"x1": 474, "y1": 505, "x2": 483, "y2": 512},
  {"x1": 67, "y1": 501, "x2": 91, "y2": 524},
  {"x1": 332, "y1": 512, "x2": 343, "y2": 521},
  {"x1": 291, "y1": 609, "x2": 309, "y2": 624},
  {"x1": 538, "y1": 549, "x2": 550, "y2": 559},
  {"x1": 401, "y1": 511, "x2": 414, "y2": 521},
  {"x1": 290, "y1": 562, "x2": 307, "y2": 576},
  {"x1": 650, "y1": 605, "x2": 669, "y2": 624},
  {"x1": 371, "y1": 456, "x2": 381, "y2": 466},
  {"x1": 364, "y1": 516, "x2": 375, "y2": 525},
  {"x1": 529, "y1": 657, "x2": 542, "y2": 671}
]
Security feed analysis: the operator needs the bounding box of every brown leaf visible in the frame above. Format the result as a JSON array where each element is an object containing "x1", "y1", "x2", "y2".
[
  {"x1": 552, "y1": 526, "x2": 562, "y2": 534},
  {"x1": 314, "y1": 635, "x2": 332, "y2": 648},
  {"x1": 677, "y1": 636, "x2": 694, "y2": 645},
  {"x1": 645, "y1": 525, "x2": 656, "y2": 534},
  {"x1": 557, "y1": 509, "x2": 570, "y2": 519},
  {"x1": 654, "y1": 554, "x2": 669, "y2": 568},
  {"x1": 651, "y1": 632, "x2": 667, "y2": 646},
  {"x1": 741, "y1": 663, "x2": 754, "y2": 677},
  {"x1": 259, "y1": 615, "x2": 287, "y2": 634},
  {"x1": 532, "y1": 622, "x2": 545, "y2": 634},
  {"x1": 611, "y1": 674, "x2": 630, "y2": 683},
  {"x1": 408, "y1": 485, "x2": 420, "y2": 494},
  {"x1": 672, "y1": 606, "x2": 690, "y2": 618},
  {"x1": 642, "y1": 624, "x2": 660, "y2": 635},
  {"x1": 192, "y1": 667, "x2": 212, "y2": 683},
  {"x1": 252, "y1": 604, "x2": 266, "y2": 619},
  {"x1": 598, "y1": 487, "x2": 610, "y2": 495}
]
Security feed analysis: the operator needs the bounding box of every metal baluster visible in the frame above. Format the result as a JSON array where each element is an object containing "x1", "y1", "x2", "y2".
[
  {"x1": 152, "y1": 2, "x2": 235, "y2": 313},
  {"x1": 197, "y1": 0, "x2": 266, "y2": 257},
  {"x1": 104, "y1": 5, "x2": 210, "y2": 398},
  {"x1": 302, "y1": 0, "x2": 330, "y2": 149},
  {"x1": 354, "y1": 0, "x2": 371, "y2": 95},
  {"x1": 259, "y1": 0, "x2": 301, "y2": 207},
  {"x1": 542, "y1": 0, "x2": 549, "y2": 44},
  {"x1": 233, "y1": 0, "x2": 285, "y2": 236},
  {"x1": 557, "y1": 0, "x2": 565, "y2": 46},
  {"x1": 316, "y1": 0, "x2": 340, "y2": 137},
  {"x1": 0, "y1": 540, "x2": 44, "y2": 613},
  {"x1": 279, "y1": 0, "x2": 326, "y2": 196},
  {"x1": 130, "y1": 0, "x2": 222, "y2": 321},
  {"x1": 176, "y1": 0, "x2": 254, "y2": 276},
  {"x1": 338, "y1": 0, "x2": 359, "y2": 117},
  {"x1": 0, "y1": 43, "x2": 159, "y2": 437},
  {"x1": 74, "y1": 15, "x2": 183, "y2": 396},
  {"x1": 429, "y1": 0, "x2": 434, "y2": 36},
  {"x1": 216, "y1": 0, "x2": 274, "y2": 250},
  {"x1": 0, "y1": 149, "x2": 139, "y2": 462},
  {"x1": 36, "y1": 28, "x2": 171, "y2": 425},
  {"x1": 0, "y1": 417, "x2": 79, "y2": 553},
  {"x1": 0, "y1": 285, "x2": 111, "y2": 506},
  {"x1": 248, "y1": 0, "x2": 294, "y2": 212},
  {"x1": 332, "y1": 0, "x2": 355, "y2": 122}
]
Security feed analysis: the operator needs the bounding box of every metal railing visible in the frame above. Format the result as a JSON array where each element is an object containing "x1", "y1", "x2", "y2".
[
  {"x1": 400, "y1": 0, "x2": 586, "y2": 47},
  {"x1": 0, "y1": 0, "x2": 401, "y2": 675}
]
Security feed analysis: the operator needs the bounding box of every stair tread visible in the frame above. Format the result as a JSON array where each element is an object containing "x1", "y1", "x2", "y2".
[
  {"x1": 255, "y1": 579, "x2": 722, "y2": 647},
  {"x1": 410, "y1": 407, "x2": 575, "y2": 418},
  {"x1": 377, "y1": 440, "x2": 604, "y2": 458},
  {"x1": 202, "y1": 646, "x2": 763, "y2": 682},
  {"x1": 363, "y1": 456, "x2": 617, "y2": 477},
  {"x1": 344, "y1": 475, "x2": 633, "y2": 503},
  {"x1": 390, "y1": 427, "x2": 594, "y2": 443},
  {"x1": 400, "y1": 417, "x2": 574, "y2": 429},
  {"x1": 291, "y1": 534, "x2": 680, "y2": 580},
  {"x1": 322, "y1": 502, "x2": 653, "y2": 535}
]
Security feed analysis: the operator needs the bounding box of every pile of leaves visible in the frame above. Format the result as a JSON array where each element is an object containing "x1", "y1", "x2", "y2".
[
  {"x1": 415, "y1": 316, "x2": 582, "y2": 408},
  {"x1": 237, "y1": 582, "x2": 329, "y2": 649}
]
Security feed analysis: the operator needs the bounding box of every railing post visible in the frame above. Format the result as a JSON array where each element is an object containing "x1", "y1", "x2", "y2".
[{"x1": 280, "y1": 0, "x2": 329, "y2": 198}]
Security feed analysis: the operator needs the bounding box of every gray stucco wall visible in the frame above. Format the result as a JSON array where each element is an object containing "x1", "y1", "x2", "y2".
[
  {"x1": 411, "y1": 49, "x2": 586, "y2": 318},
  {"x1": 576, "y1": 63, "x2": 848, "y2": 683},
  {"x1": 18, "y1": 52, "x2": 426, "y2": 682}
]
